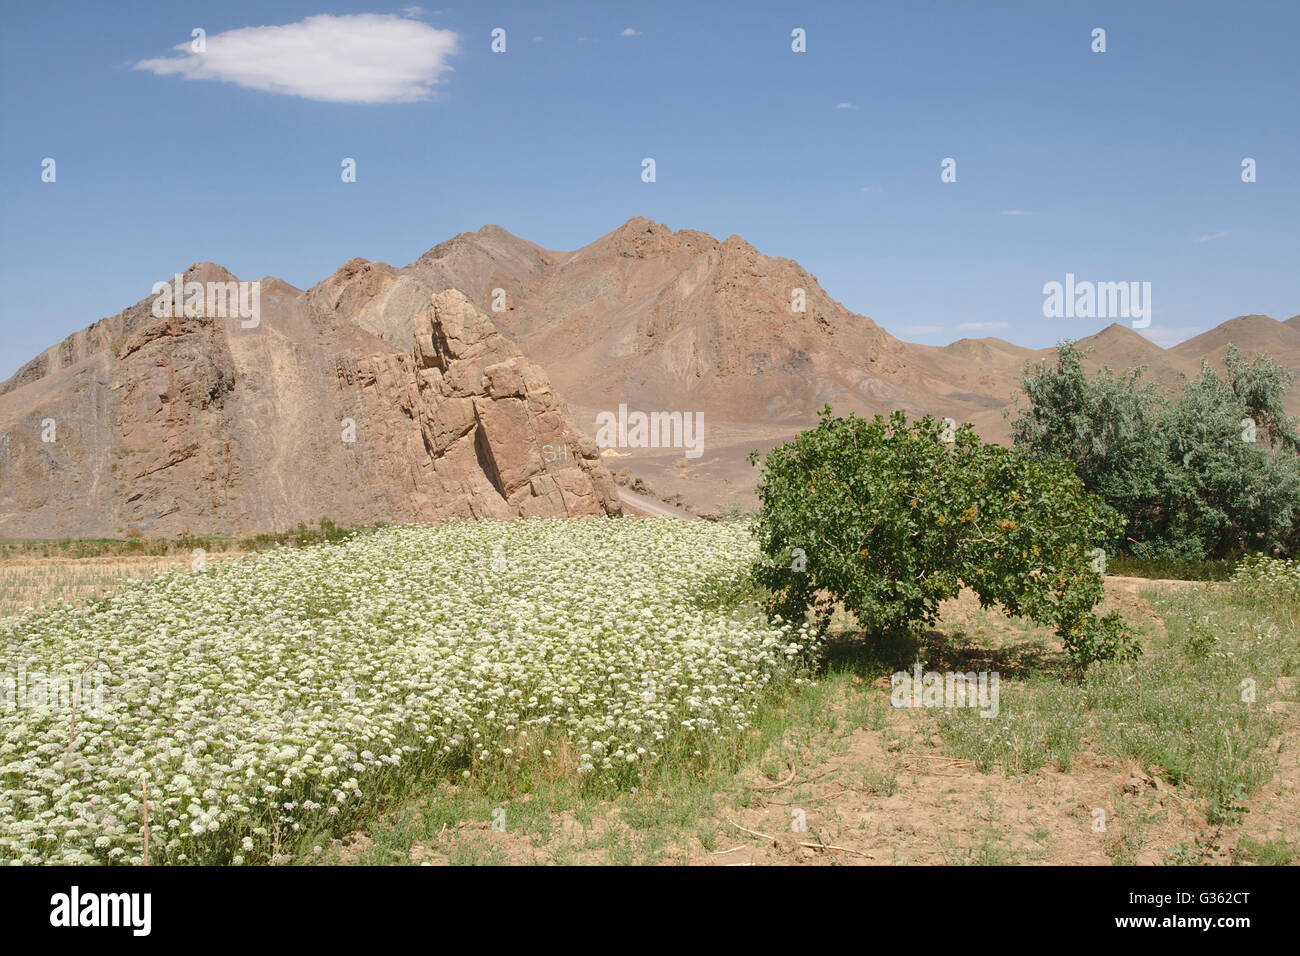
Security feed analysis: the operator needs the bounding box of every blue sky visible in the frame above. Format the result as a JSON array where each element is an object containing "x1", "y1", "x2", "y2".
[{"x1": 2, "y1": 1, "x2": 1298, "y2": 379}]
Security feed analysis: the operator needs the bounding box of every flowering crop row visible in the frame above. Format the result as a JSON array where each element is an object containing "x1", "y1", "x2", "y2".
[{"x1": 1, "y1": 518, "x2": 813, "y2": 864}]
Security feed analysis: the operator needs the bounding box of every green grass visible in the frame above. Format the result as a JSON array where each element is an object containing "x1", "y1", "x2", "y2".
[
  {"x1": 938, "y1": 679, "x2": 1086, "y2": 774},
  {"x1": 310, "y1": 633, "x2": 883, "y2": 866},
  {"x1": 1234, "y1": 836, "x2": 1296, "y2": 865},
  {"x1": 936, "y1": 576, "x2": 1300, "y2": 829},
  {"x1": 1105, "y1": 801, "x2": 1166, "y2": 865}
]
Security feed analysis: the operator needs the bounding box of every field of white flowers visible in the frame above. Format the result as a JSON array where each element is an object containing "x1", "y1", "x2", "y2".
[{"x1": 1, "y1": 519, "x2": 814, "y2": 865}]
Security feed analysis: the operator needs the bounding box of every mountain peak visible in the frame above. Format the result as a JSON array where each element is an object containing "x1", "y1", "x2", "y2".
[
  {"x1": 1172, "y1": 313, "x2": 1300, "y2": 357},
  {"x1": 171, "y1": 262, "x2": 240, "y2": 284},
  {"x1": 720, "y1": 233, "x2": 755, "y2": 250},
  {"x1": 565, "y1": 218, "x2": 723, "y2": 262},
  {"x1": 615, "y1": 215, "x2": 662, "y2": 233},
  {"x1": 1089, "y1": 322, "x2": 1154, "y2": 344}
]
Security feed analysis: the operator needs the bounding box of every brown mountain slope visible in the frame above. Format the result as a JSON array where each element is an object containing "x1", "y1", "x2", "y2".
[
  {"x1": 507, "y1": 218, "x2": 905, "y2": 424},
  {"x1": 1170, "y1": 315, "x2": 1300, "y2": 371},
  {"x1": 1046, "y1": 322, "x2": 1200, "y2": 394},
  {"x1": 310, "y1": 225, "x2": 559, "y2": 352},
  {"x1": 1072, "y1": 323, "x2": 1182, "y2": 372},
  {"x1": 325, "y1": 217, "x2": 1026, "y2": 433},
  {"x1": 0, "y1": 272, "x2": 618, "y2": 538}
]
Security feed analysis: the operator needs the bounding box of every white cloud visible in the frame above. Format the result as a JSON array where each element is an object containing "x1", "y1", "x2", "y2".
[
  {"x1": 400, "y1": 6, "x2": 423, "y2": 17},
  {"x1": 620, "y1": 28, "x2": 642, "y2": 37},
  {"x1": 1137, "y1": 325, "x2": 1205, "y2": 348},
  {"x1": 1193, "y1": 231, "x2": 1228, "y2": 243},
  {"x1": 999, "y1": 209, "x2": 1031, "y2": 216},
  {"x1": 835, "y1": 102, "x2": 857, "y2": 110},
  {"x1": 958, "y1": 321, "x2": 1009, "y2": 331},
  {"x1": 133, "y1": 14, "x2": 460, "y2": 104}
]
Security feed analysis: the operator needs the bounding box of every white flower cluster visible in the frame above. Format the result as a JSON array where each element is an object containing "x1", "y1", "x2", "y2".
[
  {"x1": 0, "y1": 519, "x2": 812, "y2": 864},
  {"x1": 1232, "y1": 554, "x2": 1294, "y2": 590},
  {"x1": 1233, "y1": 553, "x2": 1300, "y2": 603}
]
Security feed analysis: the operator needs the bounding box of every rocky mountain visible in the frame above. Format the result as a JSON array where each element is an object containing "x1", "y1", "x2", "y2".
[
  {"x1": 322, "y1": 218, "x2": 919, "y2": 426},
  {"x1": 2, "y1": 216, "x2": 1295, "y2": 533},
  {"x1": 310, "y1": 219, "x2": 1300, "y2": 439},
  {"x1": 0, "y1": 273, "x2": 618, "y2": 538},
  {"x1": 328, "y1": 218, "x2": 1300, "y2": 513}
]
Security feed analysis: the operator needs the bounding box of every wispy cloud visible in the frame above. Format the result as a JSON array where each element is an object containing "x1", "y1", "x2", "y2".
[
  {"x1": 835, "y1": 102, "x2": 857, "y2": 110},
  {"x1": 1193, "y1": 231, "x2": 1228, "y2": 243},
  {"x1": 133, "y1": 14, "x2": 459, "y2": 104},
  {"x1": 620, "y1": 28, "x2": 642, "y2": 37},
  {"x1": 999, "y1": 209, "x2": 1032, "y2": 216},
  {"x1": 958, "y1": 321, "x2": 1009, "y2": 331}
]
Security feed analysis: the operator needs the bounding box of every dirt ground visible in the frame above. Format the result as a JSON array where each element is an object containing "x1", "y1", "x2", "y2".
[{"x1": 577, "y1": 408, "x2": 792, "y2": 517}]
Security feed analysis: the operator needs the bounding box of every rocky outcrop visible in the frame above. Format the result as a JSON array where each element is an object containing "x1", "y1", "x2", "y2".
[
  {"x1": 357, "y1": 289, "x2": 620, "y2": 521},
  {"x1": 0, "y1": 273, "x2": 619, "y2": 538}
]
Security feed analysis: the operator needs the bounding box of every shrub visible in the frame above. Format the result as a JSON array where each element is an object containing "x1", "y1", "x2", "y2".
[
  {"x1": 748, "y1": 408, "x2": 1138, "y2": 669},
  {"x1": 1233, "y1": 553, "x2": 1300, "y2": 609}
]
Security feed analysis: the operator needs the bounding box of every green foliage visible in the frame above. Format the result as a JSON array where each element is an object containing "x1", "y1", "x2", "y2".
[
  {"x1": 1106, "y1": 552, "x2": 1236, "y2": 582},
  {"x1": 1011, "y1": 342, "x2": 1300, "y2": 559},
  {"x1": 748, "y1": 408, "x2": 1138, "y2": 669},
  {"x1": 1010, "y1": 342, "x2": 1167, "y2": 543}
]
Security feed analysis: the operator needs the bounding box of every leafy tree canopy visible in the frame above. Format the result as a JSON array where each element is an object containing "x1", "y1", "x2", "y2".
[
  {"x1": 749, "y1": 409, "x2": 1137, "y2": 669},
  {"x1": 1011, "y1": 343, "x2": 1300, "y2": 559}
]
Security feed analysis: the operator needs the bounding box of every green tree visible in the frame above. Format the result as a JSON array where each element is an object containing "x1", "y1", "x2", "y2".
[
  {"x1": 1009, "y1": 341, "x2": 1168, "y2": 546},
  {"x1": 1160, "y1": 357, "x2": 1300, "y2": 557},
  {"x1": 1223, "y1": 345, "x2": 1299, "y2": 451},
  {"x1": 749, "y1": 408, "x2": 1137, "y2": 669},
  {"x1": 1010, "y1": 342, "x2": 1300, "y2": 559}
]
